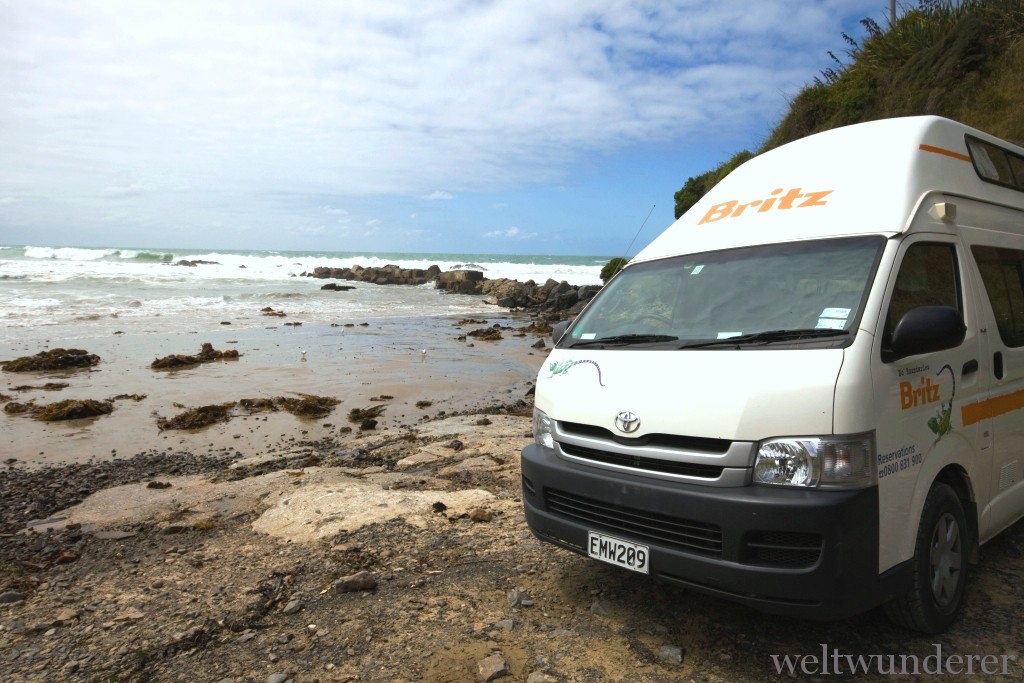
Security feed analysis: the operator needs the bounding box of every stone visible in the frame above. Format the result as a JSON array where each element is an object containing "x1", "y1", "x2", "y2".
[
  {"x1": 469, "y1": 508, "x2": 493, "y2": 523},
  {"x1": 658, "y1": 644, "x2": 684, "y2": 664},
  {"x1": 477, "y1": 652, "x2": 510, "y2": 681},
  {"x1": 333, "y1": 571, "x2": 378, "y2": 594}
]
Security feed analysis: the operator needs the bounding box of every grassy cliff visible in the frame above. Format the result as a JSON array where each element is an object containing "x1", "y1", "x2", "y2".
[{"x1": 674, "y1": 0, "x2": 1024, "y2": 218}]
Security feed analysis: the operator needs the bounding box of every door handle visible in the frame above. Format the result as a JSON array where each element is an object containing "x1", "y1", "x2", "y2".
[
  {"x1": 994, "y1": 352, "x2": 1004, "y2": 380},
  {"x1": 962, "y1": 359, "x2": 978, "y2": 376}
]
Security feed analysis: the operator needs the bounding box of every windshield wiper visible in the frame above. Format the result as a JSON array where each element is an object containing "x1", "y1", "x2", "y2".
[
  {"x1": 679, "y1": 328, "x2": 849, "y2": 349},
  {"x1": 568, "y1": 334, "x2": 679, "y2": 348}
]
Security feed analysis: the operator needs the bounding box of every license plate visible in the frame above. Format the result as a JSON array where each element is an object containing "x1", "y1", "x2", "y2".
[{"x1": 587, "y1": 531, "x2": 649, "y2": 574}]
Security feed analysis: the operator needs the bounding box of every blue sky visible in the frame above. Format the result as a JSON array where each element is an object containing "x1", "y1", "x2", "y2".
[{"x1": 0, "y1": 1, "x2": 891, "y2": 258}]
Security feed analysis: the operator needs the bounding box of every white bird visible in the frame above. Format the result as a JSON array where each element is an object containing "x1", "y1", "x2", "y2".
[
  {"x1": 300, "y1": 349, "x2": 307, "y2": 362},
  {"x1": 421, "y1": 349, "x2": 427, "y2": 362}
]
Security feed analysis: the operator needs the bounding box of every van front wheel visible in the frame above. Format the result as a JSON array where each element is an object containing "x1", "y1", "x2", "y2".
[{"x1": 884, "y1": 482, "x2": 967, "y2": 634}]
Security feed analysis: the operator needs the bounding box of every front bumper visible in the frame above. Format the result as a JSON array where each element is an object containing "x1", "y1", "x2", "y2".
[{"x1": 522, "y1": 443, "x2": 908, "y2": 620}]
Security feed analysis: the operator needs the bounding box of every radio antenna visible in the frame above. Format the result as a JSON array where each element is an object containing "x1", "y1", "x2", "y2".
[{"x1": 622, "y1": 204, "x2": 656, "y2": 260}]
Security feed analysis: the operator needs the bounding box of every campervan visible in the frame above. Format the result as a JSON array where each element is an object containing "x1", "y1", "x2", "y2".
[{"x1": 521, "y1": 116, "x2": 1024, "y2": 633}]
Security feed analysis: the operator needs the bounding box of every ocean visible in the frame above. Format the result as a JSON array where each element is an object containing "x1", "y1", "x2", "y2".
[
  {"x1": 0, "y1": 245, "x2": 608, "y2": 343},
  {"x1": 2, "y1": 244, "x2": 604, "y2": 466}
]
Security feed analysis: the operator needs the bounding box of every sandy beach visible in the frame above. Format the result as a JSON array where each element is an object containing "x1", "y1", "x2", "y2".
[{"x1": 1, "y1": 313, "x2": 547, "y2": 469}]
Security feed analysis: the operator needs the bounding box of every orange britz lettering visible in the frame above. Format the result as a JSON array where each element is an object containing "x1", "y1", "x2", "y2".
[
  {"x1": 900, "y1": 377, "x2": 941, "y2": 410},
  {"x1": 698, "y1": 188, "x2": 833, "y2": 224}
]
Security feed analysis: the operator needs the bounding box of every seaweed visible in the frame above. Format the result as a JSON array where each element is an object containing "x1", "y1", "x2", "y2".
[
  {"x1": 241, "y1": 394, "x2": 339, "y2": 419},
  {"x1": 239, "y1": 398, "x2": 279, "y2": 413},
  {"x1": 151, "y1": 343, "x2": 241, "y2": 370},
  {"x1": 157, "y1": 403, "x2": 237, "y2": 430},
  {"x1": 348, "y1": 405, "x2": 387, "y2": 423},
  {"x1": 33, "y1": 399, "x2": 114, "y2": 421},
  {"x1": 1, "y1": 348, "x2": 100, "y2": 372},
  {"x1": 276, "y1": 394, "x2": 339, "y2": 418},
  {"x1": 468, "y1": 327, "x2": 503, "y2": 341}
]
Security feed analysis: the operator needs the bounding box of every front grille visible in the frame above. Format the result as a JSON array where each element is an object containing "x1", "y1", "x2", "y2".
[
  {"x1": 561, "y1": 442, "x2": 724, "y2": 479},
  {"x1": 560, "y1": 421, "x2": 730, "y2": 453},
  {"x1": 545, "y1": 488, "x2": 722, "y2": 557},
  {"x1": 742, "y1": 531, "x2": 823, "y2": 568}
]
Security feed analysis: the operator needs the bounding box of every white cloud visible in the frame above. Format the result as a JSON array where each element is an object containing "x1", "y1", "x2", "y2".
[
  {"x1": 0, "y1": 1, "x2": 886, "y2": 248},
  {"x1": 101, "y1": 184, "x2": 146, "y2": 198},
  {"x1": 485, "y1": 226, "x2": 536, "y2": 240}
]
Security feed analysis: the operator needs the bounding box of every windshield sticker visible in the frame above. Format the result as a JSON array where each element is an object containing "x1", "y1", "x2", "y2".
[
  {"x1": 717, "y1": 331, "x2": 743, "y2": 339},
  {"x1": 548, "y1": 359, "x2": 606, "y2": 387},
  {"x1": 816, "y1": 307, "x2": 850, "y2": 329},
  {"x1": 580, "y1": 333, "x2": 596, "y2": 339},
  {"x1": 691, "y1": 265, "x2": 705, "y2": 275},
  {"x1": 820, "y1": 307, "x2": 851, "y2": 319}
]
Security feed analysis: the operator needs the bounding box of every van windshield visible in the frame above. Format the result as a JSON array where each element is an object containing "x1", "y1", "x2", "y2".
[{"x1": 564, "y1": 236, "x2": 885, "y2": 349}]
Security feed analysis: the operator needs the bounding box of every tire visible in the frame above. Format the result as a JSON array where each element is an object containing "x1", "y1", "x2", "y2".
[{"x1": 885, "y1": 482, "x2": 968, "y2": 633}]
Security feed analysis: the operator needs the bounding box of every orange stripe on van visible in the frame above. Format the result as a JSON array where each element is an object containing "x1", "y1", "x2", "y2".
[
  {"x1": 919, "y1": 144, "x2": 972, "y2": 163},
  {"x1": 961, "y1": 388, "x2": 1024, "y2": 426}
]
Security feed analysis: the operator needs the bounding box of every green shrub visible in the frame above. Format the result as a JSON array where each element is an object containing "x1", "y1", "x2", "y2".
[{"x1": 600, "y1": 257, "x2": 628, "y2": 283}]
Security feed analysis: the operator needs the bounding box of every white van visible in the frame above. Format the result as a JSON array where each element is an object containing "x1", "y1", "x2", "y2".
[{"x1": 521, "y1": 116, "x2": 1024, "y2": 633}]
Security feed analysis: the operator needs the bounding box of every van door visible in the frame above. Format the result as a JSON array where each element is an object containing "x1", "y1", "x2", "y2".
[
  {"x1": 873, "y1": 236, "x2": 982, "y2": 572},
  {"x1": 963, "y1": 236, "x2": 1024, "y2": 539}
]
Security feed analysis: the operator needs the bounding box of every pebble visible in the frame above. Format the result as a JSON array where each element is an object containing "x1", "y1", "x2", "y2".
[{"x1": 658, "y1": 644, "x2": 684, "y2": 664}]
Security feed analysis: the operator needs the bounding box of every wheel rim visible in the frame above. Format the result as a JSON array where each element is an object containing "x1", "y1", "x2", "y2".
[{"x1": 929, "y1": 511, "x2": 962, "y2": 607}]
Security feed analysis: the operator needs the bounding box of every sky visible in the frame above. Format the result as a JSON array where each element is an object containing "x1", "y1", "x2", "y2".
[{"x1": 0, "y1": 1, "x2": 892, "y2": 258}]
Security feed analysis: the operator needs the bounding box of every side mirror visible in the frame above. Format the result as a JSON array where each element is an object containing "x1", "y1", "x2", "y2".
[
  {"x1": 552, "y1": 320, "x2": 570, "y2": 344},
  {"x1": 888, "y1": 306, "x2": 966, "y2": 361}
]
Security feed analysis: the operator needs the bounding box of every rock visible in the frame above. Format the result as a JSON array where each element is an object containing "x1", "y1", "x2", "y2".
[
  {"x1": 477, "y1": 652, "x2": 510, "y2": 681},
  {"x1": 506, "y1": 589, "x2": 532, "y2": 607},
  {"x1": 333, "y1": 571, "x2": 378, "y2": 594},
  {"x1": 526, "y1": 673, "x2": 558, "y2": 683},
  {"x1": 469, "y1": 508, "x2": 493, "y2": 523},
  {"x1": 436, "y1": 269, "x2": 484, "y2": 294},
  {"x1": 658, "y1": 645, "x2": 684, "y2": 664},
  {"x1": 282, "y1": 599, "x2": 303, "y2": 615},
  {"x1": 0, "y1": 590, "x2": 25, "y2": 603}
]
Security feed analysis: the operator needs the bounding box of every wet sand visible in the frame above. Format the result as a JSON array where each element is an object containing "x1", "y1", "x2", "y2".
[{"x1": 1, "y1": 314, "x2": 548, "y2": 468}]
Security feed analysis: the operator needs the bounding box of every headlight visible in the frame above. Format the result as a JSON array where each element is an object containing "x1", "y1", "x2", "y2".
[
  {"x1": 533, "y1": 408, "x2": 554, "y2": 448},
  {"x1": 753, "y1": 433, "x2": 875, "y2": 489}
]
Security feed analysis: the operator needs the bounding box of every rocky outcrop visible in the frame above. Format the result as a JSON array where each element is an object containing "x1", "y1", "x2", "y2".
[
  {"x1": 306, "y1": 264, "x2": 441, "y2": 286},
  {"x1": 434, "y1": 269, "x2": 485, "y2": 294},
  {"x1": 478, "y1": 277, "x2": 601, "y2": 318},
  {"x1": 307, "y1": 263, "x2": 600, "y2": 317}
]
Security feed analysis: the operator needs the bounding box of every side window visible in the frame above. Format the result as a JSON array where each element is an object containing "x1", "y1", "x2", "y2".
[
  {"x1": 885, "y1": 243, "x2": 961, "y2": 344},
  {"x1": 971, "y1": 246, "x2": 1024, "y2": 347}
]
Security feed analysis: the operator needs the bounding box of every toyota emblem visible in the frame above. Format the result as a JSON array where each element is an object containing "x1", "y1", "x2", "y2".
[{"x1": 614, "y1": 411, "x2": 640, "y2": 434}]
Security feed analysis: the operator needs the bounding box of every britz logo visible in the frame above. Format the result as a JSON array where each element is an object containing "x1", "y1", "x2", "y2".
[{"x1": 698, "y1": 187, "x2": 833, "y2": 225}]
